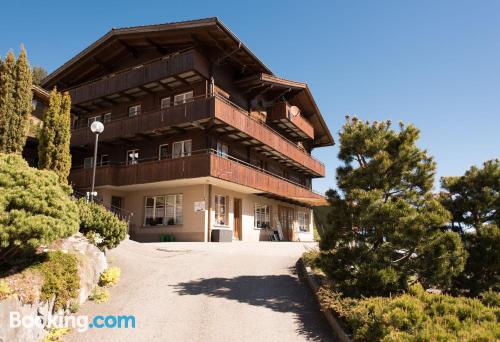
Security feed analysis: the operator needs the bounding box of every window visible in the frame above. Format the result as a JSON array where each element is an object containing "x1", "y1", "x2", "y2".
[
  {"x1": 144, "y1": 194, "x2": 183, "y2": 226},
  {"x1": 87, "y1": 115, "x2": 101, "y2": 127},
  {"x1": 215, "y1": 195, "x2": 227, "y2": 226},
  {"x1": 126, "y1": 149, "x2": 139, "y2": 165},
  {"x1": 158, "y1": 144, "x2": 169, "y2": 160},
  {"x1": 298, "y1": 212, "x2": 309, "y2": 232},
  {"x1": 216, "y1": 142, "x2": 228, "y2": 158},
  {"x1": 103, "y1": 112, "x2": 112, "y2": 123},
  {"x1": 255, "y1": 204, "x2": 271, "y2": 229},
  {"x1": 100, "y1": 154, "x2": 109, "y2": 166},
  {"x1": 128, "y1": 104, "x2": 141, "y2": 117},
  {"x1": 174, "y1": 91, "x2": 193, "y2": 106},
  {"x1": 172, "y1": 140, "x2": 192, "y2": 158},
  {"x1": 83, "y1": 157, "x2": 93, "y2": 169},
  {"x1": 160, "y1": 97, "x2": 171, "y2": 109}
]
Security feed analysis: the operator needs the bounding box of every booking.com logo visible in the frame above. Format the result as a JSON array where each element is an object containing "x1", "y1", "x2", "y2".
[{"x1": 9, "y1": 312, "x2": 136, "y2": 332}]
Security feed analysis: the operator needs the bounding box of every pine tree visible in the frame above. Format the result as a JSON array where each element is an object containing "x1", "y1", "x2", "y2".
[
  {"x1": 38, "y1": 88, "x2": 61, "y2": 171},
  {"x1": 7, "y1": 46, "x2": 33, "y2": 154},
  {"x1": 0, "y1": 51, "x2": 16, "y2": 152},
  {"x1": 320, "y1": 116, "x2": 466, "y2": 297},
  {"x1": 440, "y1": 159, "x2": 500, "y2": 295},
  {"x1": 52, "y1": 92, "x2": 72, "y2": 182}
]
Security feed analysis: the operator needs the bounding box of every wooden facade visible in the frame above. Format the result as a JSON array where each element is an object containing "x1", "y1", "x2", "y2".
[
  {"x1": 43, "y1": 18, "x2": 334, "y2": 206},
  {"x1": 69, "y1": 152, "x2": 324, "y2": 204}
]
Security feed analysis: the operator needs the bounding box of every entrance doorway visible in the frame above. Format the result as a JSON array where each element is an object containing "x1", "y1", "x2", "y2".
[
  {"x1": 278, "y1": 206, "x2": 295, "y2": 241},
  {"x1": 233, "y1": 198, "x2": 242, "y2": 240},
  {"x1": 111, "y1": 196, "x2": 123, "y2": 215}
]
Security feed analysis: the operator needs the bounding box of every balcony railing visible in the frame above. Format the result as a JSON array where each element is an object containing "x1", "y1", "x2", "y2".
[
  {"x1": 69, "y1": 149, "x2": 324, "y2": 204},
  {"x1": 72, "y1": 94, "x2": 325, "y2": 176},
  {"x1": 71, "y1": 95, "x2": 215, "y2": 145},
  {"x1": 269, "y1": 102, "x2": 315, "y2": 139},
  {"x1": 67, "y1": 49, "x2": 210, "y2": 105}
]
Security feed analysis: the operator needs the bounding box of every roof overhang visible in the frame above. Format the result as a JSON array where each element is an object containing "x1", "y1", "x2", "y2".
[
  {"x1": 42, "y1": 17, "x2": 273, "y2": 89},
  {"x1": 235, "y1": 73, "x2": 335, "y2": 147}
]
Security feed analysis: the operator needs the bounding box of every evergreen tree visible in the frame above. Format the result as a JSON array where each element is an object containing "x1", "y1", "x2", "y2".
[
  {"x1": 8, "y1": 47, "x2": 33, "y2": 154},
  {"x1": 0, "y1": 52, "x2": 16, "y2": 152},
  {"x1": 38, "y1": 89, "x2": 72, "y2": 183},
  {"x1": 52, "y1": 92, "x2": 72, "y2": 182},
  {"x1": 440, "y1": 159, "x2": 500, "y2": 295},
  {"x1": 320, "y1": 117, "x2": 466, "y2": 297},
  {"x1": 38, "y1": 88, "x2": 60, "y2": 171},
  {"x1": 32, "y1": 66, "x2": 48, "y2": 85}
]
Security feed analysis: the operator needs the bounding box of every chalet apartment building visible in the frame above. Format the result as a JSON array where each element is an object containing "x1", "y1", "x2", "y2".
[{"x1": 39, "y1": 18, "x2": 334, "y2": 242}]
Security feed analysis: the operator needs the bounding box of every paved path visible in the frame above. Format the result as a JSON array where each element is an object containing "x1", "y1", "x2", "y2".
[{"x1": 65, "y1": 240, "x2": 334, "y2": 342}]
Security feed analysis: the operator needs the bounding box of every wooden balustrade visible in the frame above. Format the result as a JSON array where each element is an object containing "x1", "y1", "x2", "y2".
[
  {"x1": 71, "y1": 97, "x2": 214, "y2": 145},
  {"x1": 269, "y1": 102, "x2": 315, "y2": 139},
  {"x1": 213, "y1": 97, "x2": 324, "y2": 176},
  {"x1": 69, "y1": 153, "x2": 323, "y2": 203},
  {"x1": 68, "y1": 49, "x2": 210, "y2": 105}
]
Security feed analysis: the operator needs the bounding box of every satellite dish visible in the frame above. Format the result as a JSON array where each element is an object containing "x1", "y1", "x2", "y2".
[
  {"x1": 90, "y1": 121, "x2": 104, "y2": 134},
  {"x1": 289, "y1": 106, "x2": 301, "y2": 117}
]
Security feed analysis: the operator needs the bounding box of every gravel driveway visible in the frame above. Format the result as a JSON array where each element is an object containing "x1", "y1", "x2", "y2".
[{"x1": 65, "y1": 239, "x2": 334, "y2": 342}]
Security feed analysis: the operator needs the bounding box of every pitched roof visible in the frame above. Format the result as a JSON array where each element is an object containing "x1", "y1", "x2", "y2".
[{"x1": 43, "y1": 17, "x2": 272, "y2": 87}]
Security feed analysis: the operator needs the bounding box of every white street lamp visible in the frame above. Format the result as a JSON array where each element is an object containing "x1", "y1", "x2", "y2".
[{"x1": 89, "y1": 121, "x2": 104, "y2": 202}]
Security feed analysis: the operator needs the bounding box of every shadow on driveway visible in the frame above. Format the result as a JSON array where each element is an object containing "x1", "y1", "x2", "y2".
[{"x1": 172, "y1": 269, "x2": 334, "y2": 341}]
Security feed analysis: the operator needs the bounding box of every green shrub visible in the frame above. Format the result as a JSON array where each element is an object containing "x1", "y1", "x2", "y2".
[
  {"x1": 302, "y1": 250, "x2": 321, "y2": 268},
  {"x1": 320, "y1": 283, "x2": 500, "y2": 341},
  {"x1": 99, "y1": 267, "x2": 121, "y2": 287},
  {"x1": 43, "y1": 327, "x2": 70, "y2": 342},
  {"x1": 69, "y1": 301, "x2": 80, "y2": 313},
  {"x1": 88, "y1": 286, "x2": 109, "y2": 303},
  {"x1": 77, "y1": 199, "x2": 127, "y2": 250},
  {"x1": 480, "y1": 289, "x2": 500, "y2": 307},
  {"x1": 0, "y1": 154, "x2": 79, "y2": 261},
  {"x1": 0, "y1": 279, "x2": 13, "y2": 299},
  {"x1": 30, "y1": 251, "x2": 80, "y2": 310}
]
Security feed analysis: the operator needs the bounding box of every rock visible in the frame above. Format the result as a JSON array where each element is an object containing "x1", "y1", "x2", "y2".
[
  {"x1": 0, "y1": 296, "x2": 46, "y2": 342},
  {"x1": 0, "y1": 233, "x2": 107, "y2": 341},
  {"x1": 52, "y1": 233, "x2": 108, "y2": 304}
]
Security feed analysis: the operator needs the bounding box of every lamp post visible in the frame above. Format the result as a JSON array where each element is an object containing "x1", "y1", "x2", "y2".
[{"x1": 89, "y1": 121, "x2": 104, "y2": 202}]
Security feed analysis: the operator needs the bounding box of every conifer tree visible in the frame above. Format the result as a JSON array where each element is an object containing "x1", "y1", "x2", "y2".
[
  {"x1": 38, "y1": 88, "x2": 72, "y2": 183},
  {"x1": 38, "y1": 88, "x2": 61, "y2": 171},
  {"x1": 52, "y1": 92, "x2": 72, "y2": 182},
  {"x1": 0, "y1": 52, "x2": 16, "y2": 152},
  {"x1": 440, "y1": 159, "x2": 500, "y2": 295},
  {"x1": 320, "y1": 116, "x2": 466, "y2": 297},
  {"x1": 8, "y1": 47, "x2": 33, "y2": 154}
]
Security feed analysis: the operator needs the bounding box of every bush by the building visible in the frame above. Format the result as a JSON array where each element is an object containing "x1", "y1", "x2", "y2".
[{"x1": 77, "y1": 199, "x2": 127, "y2": 250}]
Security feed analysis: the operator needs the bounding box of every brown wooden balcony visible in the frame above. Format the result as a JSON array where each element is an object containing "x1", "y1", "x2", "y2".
[
  {"x1": 71, "y1": 95, "x2": 325, "y2": 176},
  {"x1": 69, "y1": 150, "x2": 325, "y2": 205},
  {"x1": 268, "y1": 102, "x2": 315, "y2": 140},
  {"x1": 214, "y1": 97, "x2": 325, "y2": 176},
  {"x1": 67, "y1": 49, "x2": 210, "y2": 105},
  {"x1": 71, "y1": 96, "x2": 215, "y2": 145}
]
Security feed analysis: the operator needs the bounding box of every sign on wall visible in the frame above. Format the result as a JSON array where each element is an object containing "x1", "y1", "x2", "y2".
[{"x1": 194, "y1": 201, "x2": 205, "y2": 212}]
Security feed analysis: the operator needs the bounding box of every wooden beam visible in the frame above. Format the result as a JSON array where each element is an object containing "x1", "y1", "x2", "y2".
[
  {"x1": 173, "y1": 75, "x2": 190, "y2": 86},
  {"x1": 117, "y1": 91, "x2": 136, "y2": 101},
  {"x1": 117, "y1": 40, "x2": 139, "y2": 58},
  {"x1": 91, "y1": 56, "x2": 113, "y2": 73},
  {"x1": 145, "y1": 38, "x2": 167, "y2": 54},
  {"x1": 138, "y1": 86, "x2": 154, "y2": 94}
]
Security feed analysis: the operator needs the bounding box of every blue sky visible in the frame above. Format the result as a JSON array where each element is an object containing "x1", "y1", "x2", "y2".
[{"x1": 1, "y1": 0, "x2": 499, "y2": 194}]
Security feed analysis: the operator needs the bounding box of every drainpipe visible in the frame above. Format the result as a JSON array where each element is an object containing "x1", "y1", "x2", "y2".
[{"x1": 207, "y1": 184, "x2": 212, "y2": 242}]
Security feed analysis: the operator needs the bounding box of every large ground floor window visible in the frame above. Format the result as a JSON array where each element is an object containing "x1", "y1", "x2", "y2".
[
  {"x1": 144, "y1": 194, "x2": 183, "y2": 226},
  {"x1": 298, "y1": 211, "x2": 309, "y2": 232},
  {"x1": 255, "y1": 204, "x2": 271, "y2": 229}
]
